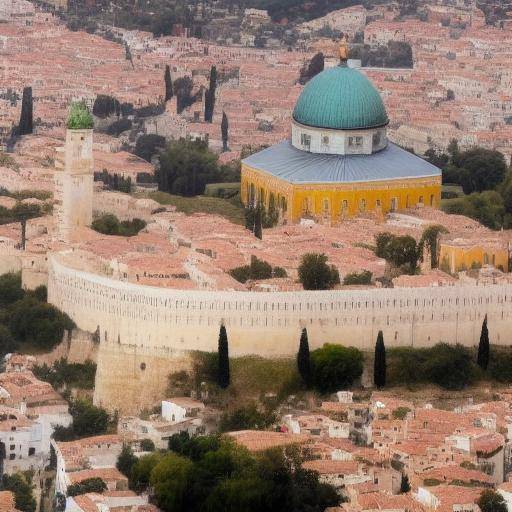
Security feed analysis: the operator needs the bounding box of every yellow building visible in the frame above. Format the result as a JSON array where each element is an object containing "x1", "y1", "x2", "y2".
[
  {"x1": 439, "y1": 238, "x2": 510, "y2": 274},
  {"x1": 241, "y1": 63, "x2": 442, "y2": 224}
]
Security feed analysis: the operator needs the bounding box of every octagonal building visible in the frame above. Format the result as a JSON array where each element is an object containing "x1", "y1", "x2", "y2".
[{"x1": 241, "y1": 64, "x2": 442, "y2": 224}]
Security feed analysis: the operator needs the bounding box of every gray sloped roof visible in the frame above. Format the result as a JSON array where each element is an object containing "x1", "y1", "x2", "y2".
[{"x1": 242, "y1": 140, "x2": 441, "y2": 184}]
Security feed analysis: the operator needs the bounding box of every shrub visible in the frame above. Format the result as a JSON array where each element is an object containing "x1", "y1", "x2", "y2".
[
  {"x1": 219, "y1": 402, "x2": 276, "y2": 432},
  {"x1": 298, "y1": 253, "x2": 340, "y2": 290},
  {"x1": 388, "y1": 343, "x2": 477, "y2": 390},
  {"x1": 67, "y1": 477, "x2": 107, "y2": 496},
  {"x1": 229, "y1": 256, "x2": 285, "y2": 283},
  {"x1": 140, "y1": 438, "x2": 156, "y2": 452},
  {"x1": 343, "y1": 270, "x2": 372, "y2": 285},
  {"x1": 32, "y1": 359, "x2": 96, "y2": 389},
  {"x1": 392, "y1": 407, "x2": 411, "y2": 420},
  {"x1": 53, "y1": 398, "x2": 109, "y2": 441},
  {"x1": 1, "y1": 473, "x2": 36, "y2": 512},
  {"x1": 489, "y1": 351, "x2": 512, "y2": 382},
  {"x1": 92, "y1": 214, "x2": 146, "y2": 237},
  {"x1": 310, "y1": 344, "x2": 363, "y2": 393},
  {"x1": 67, "y1": 102, "x2": 93, "y2": 130}
]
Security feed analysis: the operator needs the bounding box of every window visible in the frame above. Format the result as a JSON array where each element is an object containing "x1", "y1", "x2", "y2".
[
  {"x1": 9, "y1": 445, "x2": 14, "y2": 451},
  {"x1": 141, "y1": 426, "x2": 148, "y2": 434},
  {"x1": 323, "y1": 199, "x2": 329, "y2": 212},
  {"x1": 372, "y1": 131, "x2": 381, "y2": 148},
  {"x1": 419, "y1": 195, "x2": 424, "y2": 204},
  {"x1": 300, "y1": 133, "x2": 311, "y2": 149},
  {"x1": 322, "y1": 135, "x2": 330, "y2": 145},
  {"x1": 342, "y1": 200, "x2": 348, "y2": 210},
  {"x1": 348, "y1": 136, "x2": 363, "y2": 147},
  {"x1": 28, "y1": 447, "x2": 35, "y2": 456},
  {"x1": 360, "y1": 198, "x2": 366, "y2": 211},
  {"x1": 376, "y1": 199, "x2": 381, "y2": 208},
  {"x1": 430, "y1": 194, "x2": 434, "y2": 206},
  {"x1": 9, "y1": 454, "x2": 15, "y2": 460}
]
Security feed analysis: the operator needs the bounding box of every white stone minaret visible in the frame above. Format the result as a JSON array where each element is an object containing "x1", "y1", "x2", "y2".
[{"x1": 54, "y1": 104, "x2": 94, "y2": 241}]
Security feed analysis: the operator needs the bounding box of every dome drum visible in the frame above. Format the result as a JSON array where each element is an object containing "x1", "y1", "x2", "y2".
[{"x1": 291, "y1": 119, "x2": 388, "y2": 156}]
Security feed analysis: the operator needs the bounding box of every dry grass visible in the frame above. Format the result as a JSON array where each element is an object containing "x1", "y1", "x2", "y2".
[{"x1": 141, "y1": 191, "x2": 245, "y2": 225}]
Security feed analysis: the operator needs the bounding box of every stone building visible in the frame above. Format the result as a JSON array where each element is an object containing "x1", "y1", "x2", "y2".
[{"x1": 241, "y1": 57, "x2": 442, "y2": 225}]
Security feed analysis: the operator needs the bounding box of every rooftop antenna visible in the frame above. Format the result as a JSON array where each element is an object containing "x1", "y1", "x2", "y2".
[{"x1": 339, "y1": 34, "x2": 349, "y2": 66}]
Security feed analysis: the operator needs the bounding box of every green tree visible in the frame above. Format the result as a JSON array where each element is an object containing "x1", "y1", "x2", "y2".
[
  {"x1": 164, "y1": 65, "x2": 174, "y2": 102},
  {"x1": 419, "y1": 225, "x2": 448, "y2": 268},
  {"x1": 245, "y1": 205, "x2": 255, "y2": 231},
  {"x1": 53, "y1": 398, "x2": 109, "y2": 440},
  {"x1": 0, "y1": 324, "x2": 18, "y2": 358},
  {"x1": 477, "y1": 490, "x2": 507, "y2": 512},
  {"x1": 400, "y1": 473, "x2": 411, "y2": 493},
  {"x1": 11, "y1": 202, "x2": 42, "y2": 250},
  {"x1": 117, "y1": 444, "x2": 137, "y2": 478},
  {"x1": 204, "y1": 65, "x2": 217, "y2": 123},
  {"x1": 125, "y1": 42, "x2": 134, "y2": 67},
  {"x1": 0, "y1": 272, "x2": 24, "y2": 307},
  {"x1": 221, "y1": 111, "x2": 229, "y2": 152},
  {"x1": 9, "y1": 296, "x2": 75, "y2": 350},
  {"x1": 297, "y1": 328, "x2": 311, "y2": 386},
  {"x1": 134, "y1": 134, "x2": 166, "y2": 162},
  {"x1": 141, "y1": 438, "x2": 156, "y2": 451},
  {"x1": 254, "y1": 204, "x2": 263, "y2": 240},
  {"x1": 92, "y1": 95, "x2": 120, "y2": 119},
  {"x1": 218, "y1": 324, "x2": 230, "y2": 389},
  {"x1": 299, "y1": 52, "x2": 324, "y2": 84},
  {"x1": 310, "y1": 344, "x2": 363, "y2": 393},
  {"x1": 1, "y1": 473, "x2": 36, "y2": 512},
  {"x1": 375, "y1": 232, "x2": 419, "y2": 272},
  {"x1": 130, "y1": 452, "x2": 164, "y2": 492},
  {"x1": 18, "y1": 86, "x2": 33, "y2": 136},
  {"x1": 477, "y1": 315, "x2": 490, "y2": 371},
  {"x1": 174, "y1": 76, "x2": 194, "y2": 114},
  {"x1": 67, "y1": 477, "x2": 107, "y2": 496},
  {"x1": 219, "y1": 402, "x2": 275, "y2": 432},
  {"x1": 150, "y1": 453, "x2": 193, "y2": 512},
  {"x1": 374, "y1": 330, "x2": 386, "y2": 388},
  {"x1": 458, "y1": 148, "x2": 507, "y2": 194},
  {"x1": 157, "y1": 139, "x2": 234, "y2": 196},
  {"x1": 442, "y1": 191, "x2": 506, "y2": 230},
  {"x1": 298, "y1": 253, "x2": 340, "y2": 290}
]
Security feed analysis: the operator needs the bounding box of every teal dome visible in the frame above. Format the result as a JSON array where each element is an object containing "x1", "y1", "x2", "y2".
[{"x1": 293, "y1": 66, "x2": 389, "y2": 130}]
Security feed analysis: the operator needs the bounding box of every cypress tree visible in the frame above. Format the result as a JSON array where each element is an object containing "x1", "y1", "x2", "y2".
[
  {"x1": 218, "y1": 324, "x2": 230, "y2": 389},
  {"x1": 297, "y1": 328, "x2": 311, "y2": 386},
  {"x1": 221, "y1": 111, "x2": 229, "y2": 152},
  {"x1": 164, "y1": 65, "x2": 173, "y2": 102},
  {"x1": 373, "y1": 330, "x2": 386, "y2": 388},
  {"x1": 477, "y1": 314, "x2": 490, "y2": 371},
  {"x1": 18, "y1": 86, "x2": 33, "y2": 135},
  {"x1": 244, "y1": 205, "x2": 255, "y2": 231},
  {"x1": 125, "y1": 43, "x2": 134, "y2": 68},
  {"x1": 254, "y1": 205, "x2": 262, "y2": 240},
  {"x1": 204, "y1": 65, "x2": 217, "y2": 122},
  {"x1": 400, "y1": 474, "x2": 411, "y2": 493}
]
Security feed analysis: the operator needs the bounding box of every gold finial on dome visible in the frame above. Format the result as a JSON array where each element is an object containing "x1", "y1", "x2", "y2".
[{"x1": 339, "y1": 35, "x2": 349, "y2": 64}]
